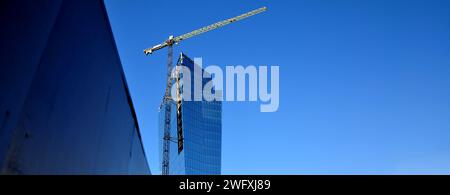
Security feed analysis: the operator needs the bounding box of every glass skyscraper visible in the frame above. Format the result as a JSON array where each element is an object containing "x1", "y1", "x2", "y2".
[{"x1": 159, "y1": 53, "x2": 222, "y2": 175}]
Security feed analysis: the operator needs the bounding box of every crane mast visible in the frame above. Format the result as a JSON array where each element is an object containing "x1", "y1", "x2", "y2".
[
  {"x1": 144, "y1": 7, "x2": 267, "y2": 175},
  {"x1": 161, "y1": 43, "x2": 173, "y2": 175}
]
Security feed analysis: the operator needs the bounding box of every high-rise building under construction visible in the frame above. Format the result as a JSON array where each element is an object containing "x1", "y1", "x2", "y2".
[{"x1": 159, "y1": 53, "x2": 222, "y2": 175}]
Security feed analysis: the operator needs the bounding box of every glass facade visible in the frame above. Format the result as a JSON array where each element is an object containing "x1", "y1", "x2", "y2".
[{"x1": 159, "y1": 53, "x2": 222, "y2": 175}]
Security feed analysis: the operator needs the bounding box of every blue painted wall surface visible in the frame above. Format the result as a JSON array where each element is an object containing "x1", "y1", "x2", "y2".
[{"x1": 0, "y1": 0, "x2": 150, "y2": 174}]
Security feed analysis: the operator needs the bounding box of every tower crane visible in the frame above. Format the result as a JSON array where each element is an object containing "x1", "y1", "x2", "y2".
[{"x1": 144, "y1": 6, "x2": 267, "y2": 175}]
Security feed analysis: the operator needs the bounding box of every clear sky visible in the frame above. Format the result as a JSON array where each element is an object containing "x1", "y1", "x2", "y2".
[{"x1": 104, "y1": 0, "x2": 450, "y2": 174}]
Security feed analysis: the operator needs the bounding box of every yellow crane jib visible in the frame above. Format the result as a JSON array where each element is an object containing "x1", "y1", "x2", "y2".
[{"x1": 143, "y1": 7, "x2": 267, "y2": 55}]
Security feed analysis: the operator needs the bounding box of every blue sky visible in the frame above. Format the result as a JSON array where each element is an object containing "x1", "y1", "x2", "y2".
[{"x1": 104, "y1": 0, "x2": 450, "y2": 174}]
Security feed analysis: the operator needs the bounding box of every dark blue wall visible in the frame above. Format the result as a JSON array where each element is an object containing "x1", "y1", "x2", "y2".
[{"x1": 0, "y1": 0, "x2": 150, "y2": 174}]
